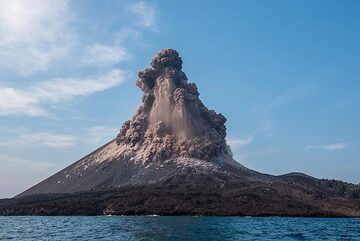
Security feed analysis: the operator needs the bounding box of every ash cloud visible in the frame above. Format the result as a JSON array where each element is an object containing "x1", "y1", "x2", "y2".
[{"x1": 116, "y1": 49, "x2": 229, "y2": 162}]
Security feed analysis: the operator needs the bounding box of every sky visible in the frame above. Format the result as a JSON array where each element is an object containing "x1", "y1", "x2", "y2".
[{"x1": 0, "y1": 0, "x2": 359, "y2": 198}]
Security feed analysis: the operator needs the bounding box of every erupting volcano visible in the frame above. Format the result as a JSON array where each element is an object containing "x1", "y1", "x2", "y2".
[
  {"x1": 3, "y1": 49, "x2": 359, "y2": 217},
  {"x1": 17, "y1": 49, "x2": 250, "y2": 197}
]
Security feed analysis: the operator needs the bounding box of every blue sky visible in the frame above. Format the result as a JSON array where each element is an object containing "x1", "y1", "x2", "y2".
[{"x1": 0, "y1": 0, "x2": 359, "y2": 198}]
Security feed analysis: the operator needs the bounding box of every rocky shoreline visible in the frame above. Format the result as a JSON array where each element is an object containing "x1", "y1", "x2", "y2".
[{"x1": 2, "y1": 175, "x2": 359, "y2": 217}]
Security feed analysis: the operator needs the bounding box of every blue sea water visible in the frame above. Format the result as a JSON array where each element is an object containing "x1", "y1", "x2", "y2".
[{"x1": 0, "y1": 216, "x2": 359, "y2": 241}]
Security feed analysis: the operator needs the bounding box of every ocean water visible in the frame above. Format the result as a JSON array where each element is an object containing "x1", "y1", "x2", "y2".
[{"x1": 0, "y1": 216, "x2": 359, "y2": 241}]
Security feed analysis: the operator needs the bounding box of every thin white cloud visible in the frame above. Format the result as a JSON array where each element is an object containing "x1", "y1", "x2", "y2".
[
  {"x1": 0, "y1": 0, "x2": 157, "y2": 76},
  {"x1": 0, "y1": 69, "x2": 125, "y2": 116},
  {"x1": 84, "y1": 126, "x2": 118, "y2": 145},
  {"x1": 227, "y1": 125, "x2": 273, "y2": 150},
  {"x1": 227, "y1": 136, "x2": 253, "y2": 149},
  {"x1": 128, "y1": 1, "x2": 157, "y2": 28},
  {"x1": 0, "y1": 132, "x2": 76, "y2": 148},
  {"x1": 81, "y1": 43, "x2": 131, "y2": 67},
  {"x1": 0, "y1": 154, "x2": 54, "y2": 171},
  {"x1": 0, "y1": 154, "x2": 55, "y2": 198},
  {"x1": 0, "y1": 88, "x2": 46, "y2": 116},
  {"x1": 0, "y1": 0, "x2": 75, "y2": 75},
  {"x1": 306, "y1": 142, "x2": 349, "y2": 151},
  {"x1": 267, "y1": 84, "x2": 312, "y2": 110},
  {"x1": 35, "y1": 69, "x2": 125, "y2": 101},
  {"x1": 0, "y1": 125, "x2": 118, "y2": 149}
]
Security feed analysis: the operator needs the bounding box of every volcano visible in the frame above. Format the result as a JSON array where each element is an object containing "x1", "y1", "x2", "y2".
[{"x1": 2, "y1": 49, "x2": 359, "y2": 216}]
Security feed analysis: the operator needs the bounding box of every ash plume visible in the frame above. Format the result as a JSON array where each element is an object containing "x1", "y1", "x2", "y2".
[{"x1": 116, "y1": 49, "x2": 230, "y2": 162}]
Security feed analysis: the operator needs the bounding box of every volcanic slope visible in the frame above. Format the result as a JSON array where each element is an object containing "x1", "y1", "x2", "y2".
[{"x1": 18, "y1": 49, "x2": 261, "y2": 197}]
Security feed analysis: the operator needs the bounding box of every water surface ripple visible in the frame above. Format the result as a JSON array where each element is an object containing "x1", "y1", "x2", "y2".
[{"x1": 0, "y1": 216, "x2": 359, "y2": 240}]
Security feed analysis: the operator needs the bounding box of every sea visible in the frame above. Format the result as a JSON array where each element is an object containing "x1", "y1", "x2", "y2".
[{"x1": 0, "y1": 216, "x2": 359, "y2": 240}]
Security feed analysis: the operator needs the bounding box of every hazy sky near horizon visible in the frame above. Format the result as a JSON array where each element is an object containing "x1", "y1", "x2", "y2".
[{"x1": 0, "y1": 0, "x2": 359, "y2": 198}]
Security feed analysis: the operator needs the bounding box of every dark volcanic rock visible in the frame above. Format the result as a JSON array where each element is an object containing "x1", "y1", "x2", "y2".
[
  {"x1": 8, "y1": 49, "x2": 360, "y2": 217},
  {"x1": 2, "y1": 175, "x2": 360, "y2": 217}
]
